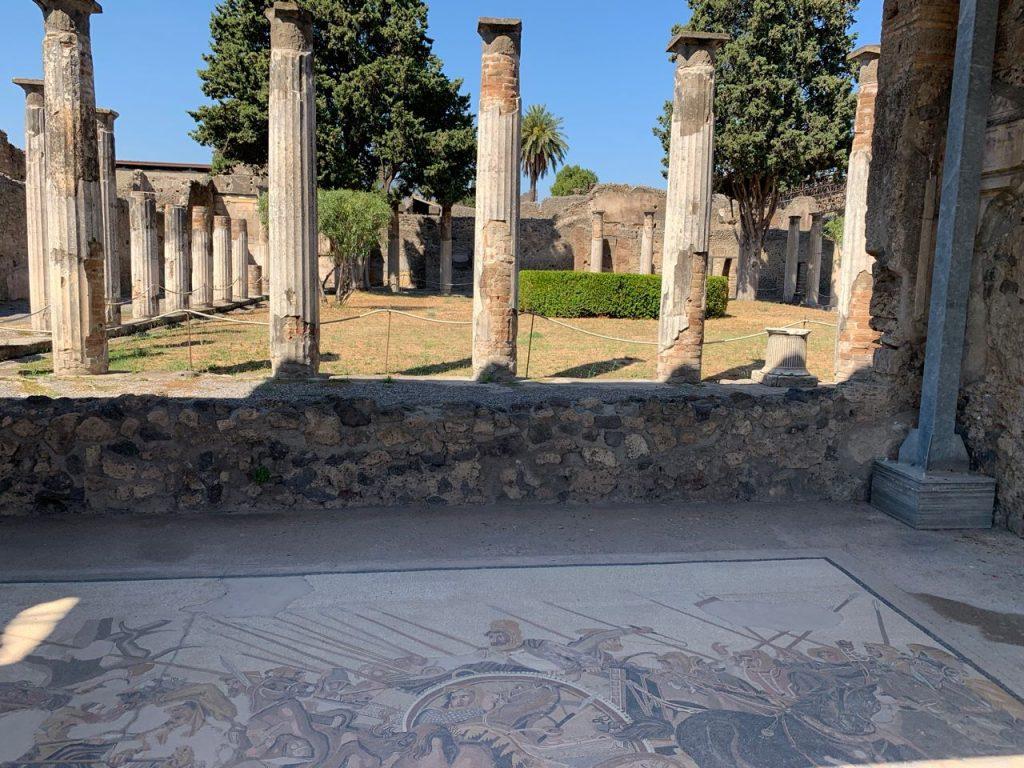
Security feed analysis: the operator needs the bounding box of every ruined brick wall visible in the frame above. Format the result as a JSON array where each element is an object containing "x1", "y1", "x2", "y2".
[
  {"x1": 0, "y1": 130, "x2": 26, "y2": 181},
  {"x1": 0, "y1": 382, "x2": 905, "y2": 515},
  {"x1": 866, "y1": 0, "x2": 1024, "y2": 533},
  {"x1": 0, "y1": 174, "x2": 28, "y2": 301}
]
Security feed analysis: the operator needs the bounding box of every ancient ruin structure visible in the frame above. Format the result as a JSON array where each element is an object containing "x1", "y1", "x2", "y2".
[
  {"x1": 589, "y1": 209, "x2": 604, "y2": 272},
  {"x1": 805, "y1": 212, "x2": 824, "y2": 306},
  {"x1": 129, "y1": 191, "x2": 159, "y2": 319},
  {"x1": 640, "y1": 210, "x2": 656, "y2": 274},
  {"x1": 871, "y1": 0, "x2": 999, "y2": 528},
  {"x1": 752, "y1": 328, "x2": 818, "y2": 388},
  {"x1": 96, "y1": 108, "x2": 120, "y2": 326},
  {"x1": 163, "y1": 205, "x2": 189, "y2": 313},
  {"x1": 12, "y1": 78, "x2": 48, "y2": 331},
  {"x1": 190, "y1": 206, "x2": 213, "y2": 308},
  {"x1": 439, "y1": 208, "x2": 453, "y2": 295},
  {"x1": 471, "y1": 18, "x2": 522, "y2": 382},
  {"x1": 782, "y1": 215, "x2": 801, "y2": 303},
  {"x1": 35, "y1": 0, "x2": 108, "y2": 375},
  {"x1": 232, "y1": 218, "x2": 249, "y2": 302},
  {"x1": 266, "y1": 0, "x2": 319, "y2": 377},
  {"x1": 656, "y1": 31, "x2": 728, "y2": 384},
  {"x1": 835, "y1": 46, "x2": 882, "y2": 380},
  {"x1": 212, "y1": 215, "x2": 233, "y2": 304}
]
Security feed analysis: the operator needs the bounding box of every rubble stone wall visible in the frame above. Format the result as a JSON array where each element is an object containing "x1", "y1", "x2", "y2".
[{"x1": 0, "y1": 383, "x2": 907, "y2": 516}]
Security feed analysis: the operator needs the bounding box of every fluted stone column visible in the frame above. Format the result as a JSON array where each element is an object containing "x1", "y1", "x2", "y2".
[
  {"x1": 163, "y1": 205, "x2": 189, "y2": 313},
  {"x1": 190, "y1": 206, "x2": 213, "y2": 308},
  {"x1": 232, "y1": 218, "x2": 249, "y2": 302},
  {"x1": 783, "y1": 215, "x2": 801, "y2": 303},
  {"x1": 472, "y1": 18, "x2": 522, "y2": 382},
  {"x1": 752, "y1": 328, "x2": 818, "y2": 388},
  {"x1": 589, "y1": 210, "x2": 605, "y2": 273},
  {"x1": 95, "y1": 108, "x2": 120, "y2": 326},
  {"x1": 805, "y1": 212, "x2": 824, "y2": 306},
  {"x1": 267, "y1": 1, "x2": 319, "y2": 377},
  {"x1": 639, "y1": 210, "x2": 656, "y2": 274},
  {"x1": 35, "y1": 0, "x2": 108, "y2": 374},
  {"x1": 439, "y1": 205, "x2": 453, "y2": 295},
  {"x1": 835, "y1": 45, "x2": 882, "y2": 380},
  {"x1": 656, "y1": 31, "x2": 729, "y2": 384},
  {"x1": 213, "y1": 215, "x2": 233, "y2": 304},
  {"x1": 129, "y1": 192, "x2": 159, "y2": 320},
  {"x1": 13, "y1": 78, "x2": 49, "y2": 332},
  {"x1": 386, "y1": 210, "x2": 400, "y2": 292}
]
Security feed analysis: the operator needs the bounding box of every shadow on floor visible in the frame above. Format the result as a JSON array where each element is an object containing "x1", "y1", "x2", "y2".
[
  {"x1": 400, "y1": 357, "x2": 473, "y2": 376},
  {"x1": 548, "y1": 357, "x2": 643, "y2": 379},
  {"x1": 708, "y1": 359, "x2": 765, "y2": 381}
]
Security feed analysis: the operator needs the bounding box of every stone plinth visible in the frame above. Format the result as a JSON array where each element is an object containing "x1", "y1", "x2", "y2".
[
  {"x1": 96, "y1": 108, "x2": 120, "y2": 326},
  {"x1": 805, "y1": 212, "x2": 824, "y2": 306},
  {"x1": 783, "y1": 215, "x2": 801, "y2": 303},
  {"x1": 835, "y1": 45, "x2": 882, "y2": 381},
  {"x1": 639, "y1": 210, "x2": 655, "y2": 274},
  {"x1": 656, "y1": 32, "x2": 729, "y2": 384},
  {"x1": 752, "y1": 328, "x2": 818, "y2": 388},
  {"x1": 35, "y1": 0, "x2": 108, "y2": 375},
  {"x1": 232, "y1": 218, "x2": 249, "y2": 301},
  {"x1": 129, "y1": 191, "x2": 159, "y2": 320},
  {"x1": 163, "y1": 205, "x2": 189, "y2": 313},
  {"x1": 190, "y1": 206, "x2": 212, "y2": 308},
  {"x1": 267, "y1": 1, "x2": 320, "y2": 377},
  {"x1": 872, "y1": 460, "x2": 995, "y2": 529},
  {"x1": 13, "y1": 78, "x2": 49, "y2": 332},
  {"x1": 472, "y1": 18, "x2": 522, "y2": 382},
  {"x1": 589, "y1": 209, "x2": 605, "y2": 273},
  {"x1": 213, "y1": 215, "x2": 233, "y2": 304}
]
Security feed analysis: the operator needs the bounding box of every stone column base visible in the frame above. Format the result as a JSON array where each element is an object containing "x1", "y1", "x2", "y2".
[
  {"x1": 870, "y1": 459, "x2": 995, "y2": 530},
  {"x1": 751, "y1": 370, "x2": 819, "y2": 388}
]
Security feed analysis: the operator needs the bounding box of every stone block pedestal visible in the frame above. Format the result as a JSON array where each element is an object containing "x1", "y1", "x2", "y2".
[
  {"x1": 752, "y1": 327, "x2": 818, "y2": 387},
  {"x1": 871, "y1": 459, "x2": 995, "y2": 529}
]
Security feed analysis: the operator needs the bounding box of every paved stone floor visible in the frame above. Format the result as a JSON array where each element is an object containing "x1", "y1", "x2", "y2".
[{"x1": 1, "y1": 502, "x2": 1023, "y2": 767}]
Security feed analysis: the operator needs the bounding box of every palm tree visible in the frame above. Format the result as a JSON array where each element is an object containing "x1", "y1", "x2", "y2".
[{"x1": 521, "y1": 105, "x2": 568, "y2": 202}]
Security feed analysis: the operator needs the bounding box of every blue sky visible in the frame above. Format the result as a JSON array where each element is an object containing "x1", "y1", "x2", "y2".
[{"x1": 0, "y1": 1, "x2": 883, "y2": 198}]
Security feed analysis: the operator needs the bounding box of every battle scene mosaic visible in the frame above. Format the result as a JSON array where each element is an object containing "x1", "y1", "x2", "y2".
[{"x1": 0, "y1": 559, "x2": 1022, "y2": 767}]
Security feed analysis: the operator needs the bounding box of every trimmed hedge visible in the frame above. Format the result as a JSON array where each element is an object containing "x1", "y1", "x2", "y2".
[
  {"x1": 519, "y1": 270, "x2": 730, "y2": 320},
  {"x1": 706, "y1": 275, "x2": 729, "y2": 319},
  {"x1": 519, "y1": 271, "x2": 661, "y2": 319}
]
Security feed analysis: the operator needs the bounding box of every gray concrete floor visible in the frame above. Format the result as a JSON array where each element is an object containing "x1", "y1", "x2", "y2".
[{"x1": 2, "y1": 500, "x2": 1022, "y2": 698}]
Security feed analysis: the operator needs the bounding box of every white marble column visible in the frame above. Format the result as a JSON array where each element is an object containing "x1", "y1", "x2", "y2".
[
  {"x1": 163, "y1": 205, "x2": 189, "y2": 313},
  {"x1": 472, "y1": 18, "x2": 522, "y2": 382},
  {"x1": 190, "y1": 206, "x2": 213, "y2": 308},
  {"x1": 589, "y1": 209, "x2": 605, "y2": 273},
  {"x1": 95, "y1": 108, "x2": 120, "y2": 326},
  {"x1": 129, "y1": 192, "x2": 159, "y2": 320},
  {"x1": 213, "y1": 215, "x2": 233, "y2": 304},
  {"x1": 656, "y1": 31, "x2": 729, "y2": 384},
  {"x1": 232, "y1": 218, "x2": 249, "y2": 302},
  {"x1": 267, "y1": 1, "x2": 319, "y2": 377},
  {"x1": 13, "y1": 78, "x2": 49, "y2": 332},
  {"x1": 783, "y1": 215, "x2": 801, "y2": 303},
  {"x1": 805, "y1": 212, "x2": 824, "y2": 306},
  {"x1": 35, "y1": 0, "x2": 108, "y2": 374},
  {"x1": 639, "y1": 210, "x2": 655, "y2": 274}
]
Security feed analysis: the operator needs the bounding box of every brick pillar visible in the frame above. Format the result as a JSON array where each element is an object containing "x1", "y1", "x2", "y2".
[
  {"x1": 439, "y1": 205, "x2": 453, "y2": 295},
  {"x1": 589, "y1": 209, "x2": 605, "y2": 273},
  {"x1": 267, "y1": 1, "x2": 319, "y2": 377},
  {"x1": 783, "y1": 215, "x2": 801, "y2": 303},
  {"x1": 13, "y1": 78, "x2": 49, "y2": 332},
  {"x1": 472, "y1": 18, "x2": 522, "y2": 382},
  {"x1": 129, "y1": 191, "x2": 159, "y2": 320},
  {"x1": 96, "y1": 108, "x2": 120, "y2": 326},
  {"x1": 35, "y1": 0, "x2": 108, "y2": 375},
  {"x1": 639, "y1": 210, "x2": 655, "y2": 274},
  {"x1": 190, "y1": 206, "x2": 213, "y2": 308},
  {"x1": 656, "y1": 31, "x2": 728, "y2": 384},
  {"x1": 835, "y1": 45, "x2": 882, "y2": 381},
  {"x1": 233, "y1": 218, "x2": 250, "y2": 301},
  {"x1": 213, "y1": 215, "x2": 233, "y2": 304},
  {"x1": 805, "y1": 212, "x2": 824, "y2": 306}
]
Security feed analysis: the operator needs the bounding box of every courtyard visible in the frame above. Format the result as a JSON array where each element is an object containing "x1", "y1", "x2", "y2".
[{"x1": 3, "y1": 294, "x2": 837, "y2": 383}]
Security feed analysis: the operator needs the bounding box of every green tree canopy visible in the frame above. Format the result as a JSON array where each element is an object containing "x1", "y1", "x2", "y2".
[
  {"x1": 522, "y1": 104, "x2": 568, "y2": 202},
  {"x1": 318, "y1": 188, "x2": 392, "y2": 300},
  {"x1": 654, "y1": 0, "x2": 856, "y2": 295},
  {"x1": 551, "y1": 165, "x2": 599, "y2": 197},
  {"x1": 191, "y1": 0, "x2": 473, "y2": 200},
  {"x1": 419, "y1": 126, "x2": 476, "y2": 209}
]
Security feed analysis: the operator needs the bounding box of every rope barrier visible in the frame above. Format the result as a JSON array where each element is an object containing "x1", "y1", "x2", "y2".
[
  {"x1": 0, "y1": 306, "x2": 50, "y2": 325},
  {"x1": 524, "y1": 313, "x2": 658, "y2": 346}
]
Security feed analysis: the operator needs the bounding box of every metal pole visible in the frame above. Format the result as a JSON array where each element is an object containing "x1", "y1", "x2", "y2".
[
  {"x1": 384, "y1": 309, "x2": 392, "y2": 377},
  {"x1": 186, "y1": 312, "x2": 193, "y2": 372},
  {"x1": 524, "y1": 312, "x2": 536, "y2": 379}
]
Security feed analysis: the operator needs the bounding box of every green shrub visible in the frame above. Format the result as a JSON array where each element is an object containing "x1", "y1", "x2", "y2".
[
  {"x1": 551, "y1": 165, "x2": 599, "y2": 197},
  {"x1": 706, "y1": 275, "x2": 730, "y2": 318},
  {"x1": 519, "y1": 271, "x2": 661, "y2": 319},
  {"x1": 520, "y1": 270, "x2": 730, "y2": 320}
]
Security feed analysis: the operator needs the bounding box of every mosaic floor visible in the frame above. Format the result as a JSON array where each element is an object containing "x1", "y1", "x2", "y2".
[{"x1": 0, "y1": 558, "x2": 1022, "y2": 768}]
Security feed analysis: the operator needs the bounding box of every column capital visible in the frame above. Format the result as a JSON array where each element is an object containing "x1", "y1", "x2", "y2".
[
  {"x1": 592, "y1": 209, "x2": 605, "y2": 217},
  {"x1": 232, "y1": 218, "x2": 248, "y2": 236},
  {"x1": 789, "y1": 214, "x2": 803, "y2": 224},
  {"x1": 667, "y1": 31, "x2": 730, "y2": 66},
  {"x1": 478, "y1": 17, "x2": 522, "y2": 53},
  {"x1": 810, "y1": 211, "x2": 824, "y2": 222},
  {"x1": 214, "y1": 215, "x2": 231, "y2": 227},
  {"x1": 12, "y1": 78, "x2": 44, "y2": 96},
  {"x1": 191, "y1": 206, "x2": 209, "y2": 227},
  {"x1": 95, "y1": 107, "x2": 118, "y2": 128},
  {"x1": 266, "y1": 1, "x2": 313, "y2": 52},
  {"x1": 848, "y1": 44, "x2": 881, "y2": 65},
  {"x1": 33, "y1": 0, "x2": 102, "y2": 24}
]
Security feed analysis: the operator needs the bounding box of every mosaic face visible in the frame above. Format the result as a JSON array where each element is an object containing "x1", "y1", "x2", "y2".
[{"x1": 0, "y1": 559, "x2": 1022, "y2": 768}]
